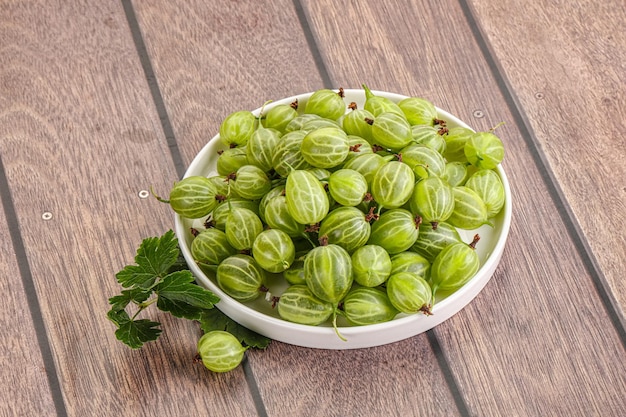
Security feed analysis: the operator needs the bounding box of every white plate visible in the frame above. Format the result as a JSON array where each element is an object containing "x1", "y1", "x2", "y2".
[{"x1": 175, "y1": 89, "x2": 512, "y2": 349}]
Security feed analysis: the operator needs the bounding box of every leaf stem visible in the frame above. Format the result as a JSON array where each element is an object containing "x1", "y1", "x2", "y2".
[
  {"x1": 131, "y1": 297, "x2": 158, "y2": 320},
  {"x1": 150, "y1": 185, "x2": 170, "y2": 204},
  {"x1": 332, "y1": 309, "x2": 347, "y2": 342}
]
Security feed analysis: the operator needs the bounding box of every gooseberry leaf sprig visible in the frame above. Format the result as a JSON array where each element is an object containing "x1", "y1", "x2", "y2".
[{"x1": 107, "y1": 230, "x2": 220, "y2": 349}]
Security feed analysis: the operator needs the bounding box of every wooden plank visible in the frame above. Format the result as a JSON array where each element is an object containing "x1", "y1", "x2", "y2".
[
  {"x1": 248, "y1": 338, "x2": 462, "y2": 416},
  {"x1": 132, "y1": 0, "x2": 464, "y2": 414},
  {"x1": 0, "y1": 205, "x2": 56, "y2": 416},
  {"x1": 300, "y1": 0, "x2": 626, "y2": 415},
  {"x1": 132, "y1": 0, "x2": 325, "y2": 165},
  {"x1": 0, "y1": 1, "x2": 258, "y2": 415},
  {"x1": 466, "y1": 0, "x2": 626, "y2": 316}
]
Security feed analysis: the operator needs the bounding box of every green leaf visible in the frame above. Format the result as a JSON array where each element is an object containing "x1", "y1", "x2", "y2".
[
  {"x1": 112, "y1": 312, "x2": 162, "y2": 349},
  {"x1": 107, "y1": 308, "x2": 131, "y2": 327},
  {"x1": 199, "y1": 309, "x2": 271, "y2": 349},
  {"x1": 167, "y1": 250, "x2": 190, "y2": 274},
  {"x1": 115, "y1": 265, "x2": 156, "y2": 290},
  {"x1": 155, "y1": 270, "x2": 220, "y2": 320},
  {"x1": 199, "y1": 307, "x2": 231, "y2": 331},
  {"x1": 108, "y1": 287, "x2": 152, "y2": 312},
  {"x1": 116, "y1": 230, "x2": 179, "y2": 288}
]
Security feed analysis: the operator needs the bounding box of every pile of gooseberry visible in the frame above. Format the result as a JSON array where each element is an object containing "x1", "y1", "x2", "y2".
[{"x1": 170, "y1": 85, "x2": 506, "y2": 341}]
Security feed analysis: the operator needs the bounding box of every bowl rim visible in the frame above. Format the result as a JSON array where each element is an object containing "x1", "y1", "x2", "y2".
[{"x1": 174, "y1": 88, "x2": 512, "y2": 349}]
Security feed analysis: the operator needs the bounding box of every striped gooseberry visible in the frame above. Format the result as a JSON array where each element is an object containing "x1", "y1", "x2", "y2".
[
  {"x1": 245, "y1": 127, "x2": 281, "y2": 172},
  {"x1": 284, "y1": 113, "x2": 322, "y2": 133},
  {"x1": 350, "y1": 244, "x2": 392, "y2": 287},
  {"x1": 303, "y1": 240, "x2": 353, "y2": 340},
  {"x1": 328, "y1": 169, "x2": 369, "y2": 207},
  {"x1": 168, "y1": 176, "x2": 218, "y2": 219},
  {"x1": 285, "y1": 169, "x2": 330, "y2": 225},
  {"x1": 370, "y1": 160, "x2": 416, "y2": 209},
  {"x1": 263, "y1": 102, "x2": 298, "y2": 133},
  {"x1": 465, "y1": 169, "x2": 506, "y2": 218},
  {"x1": 191, "y1": 228, "x2": 237, "y2": 266},
  {"x1": 370, "y1": 111, "x2": 413, "y2": 151},
  {"x1": 276, "y1": 285, "x2": 333, "y2": 326},
  {"x1": 301, "y1": 126, "x2": 350, "y2": 169},
  {"x1": 411, "y1": 221, "x2": 462, "y2": 262},
  {"x1": 411, "y1": 125, "x2": 447, "y2": 154},
  {"x1": 342, "y1": 106, "x2": 375, "y2": 143},
  {"x1": 444, "y1": 161, "x2": 471, "y2": 187},
  {"x1": 207, "y1": 175, "x2": 239, "y2": 199},
  {"x1": 258, "y1": 185, "x2": 285, "y2": 223},
  {"x1": 306, "y1": 167, "x2": 332, "y2": 182},
  {"x1": 225, "y1": 207, "x2": 263, "y2": 250},
  {"x1": 212, "y1": 198, "x2": 259, "y2": 230},
  {"x1": 368, "y1": 209, "x2": 421, "y2": 254},
  {"x1": 409, "y1": 176, "x2": 455, "y2": 228},
  {"x1": 216, "y1": 254, "x2": 267, "y2": 302},
  {"x1": 217, "y1": 147, "x2": 249, "y2": 176},
  {"x1": 304, "y1": 89, "x2": 346, "y2": 121},
  {"x1": 400, "y1": 143, "x2": 446, "y2": 180},
  {"x1": 362, "y1": 84, "x2": 404, "y2": 117},
  {"x1": 430, "y1": 236, "x2": 480, "y2": 300},
  {"x1": 197, "y1": 330, "x2": 248, "y2": 373},
  {"x1": 300, "y1": 117, "x2": 341, "y2": 134},
  {"x1": 443, "y1": 126, "x2": 474, "y2": 162},
  {"x1": 343, "y1": 152, "x2": 393, "y2": 185},
  {"x1": 386, "y1": 272, "x2": 432, "y2": 315},
  {"x1": 219, "y1": 110, "x2": 256, "y2": 147},
  {"x1": 232, "y1": 165, "x2": 272, "y2": 200},
  {"x1": 389, "y1": 251, "x2": 431, "y2": 281},
  {"x1": 398, "y1": 97, "x2": 438, "y2": 126},
  {"x1": 263, "y1": 195, "x2": 306, "y2": 238},
  {"x1": 318, "y1": 206, "x2": 371, "y2": 253},
  {"x1": 341, "y1": 287, "x2": 399, "y2": 326},
  {"x1": 252, "y1": 229, "x2": 295, "y2": 273},
  {"x1": 447, "y1": 186, "x2": 491, "y2": 230},
  {"x1": 304, "y1": 242, "x2": 353, "y2": 304},
  {"x1": 272, "y1": 130, "x2": 312, "y2": 177},
  {"x1": 465, "y1": 131, "x2": 505, "y2": 170}
]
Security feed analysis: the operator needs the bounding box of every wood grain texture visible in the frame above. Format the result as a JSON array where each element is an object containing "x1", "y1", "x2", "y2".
[
  {"x1": 0, "y1": 1, "x2": 257, "y2": 415},
  {"x1": 132, "y1": 0, "x2": 325, "y2": 166},
  {"x1": 301, "y1": 0, "x2": 626, "y2": 415},
  {"x1": 467, "y1": 0, "x2": 626, "y2": 317},
  {"x1": 132, "y1": 0, "x2": 465, "y2": 414},
  {"x1": 3, "y1": 0, "x2": 625, "y2": 416},
  {"x1": 0, "y1": 207, "x2": 56, "y2": 416},
  {"x1": 248, "y1": 337, "x2": 462, "y2": 417}
]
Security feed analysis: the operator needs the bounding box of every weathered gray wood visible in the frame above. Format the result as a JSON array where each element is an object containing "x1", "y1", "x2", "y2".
[
  {"x1": 132, "y1": 0, "x2": 326, "y2": 165},
  {"x1": 0, "y1": 208, "x2": 56, "y2": 416},
  {"x1": 300, "y1": 0, "x2": 626, "y2": 415},
  {"x1": 467, "y1": 0, "x2": 626, "y2": 318},
  {"x1": 0, "y1": 1, "x2": 258, "y2": 415},
  {"x1": 132, "y1": 0, "x2": 464, "y2": 415},
  {"x1": 3, "y1": 0, "x2": 625, "y2": 415}
]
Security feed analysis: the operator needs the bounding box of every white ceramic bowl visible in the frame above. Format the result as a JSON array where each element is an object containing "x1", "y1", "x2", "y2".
[{"x1": 175, "y1": 89, "x2": 512, "y2": 349}]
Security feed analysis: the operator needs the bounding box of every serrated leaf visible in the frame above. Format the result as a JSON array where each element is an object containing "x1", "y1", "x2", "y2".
[
  {"x1": 199, "y1": 309, "x2": 271, "y2": 349},
  {"x1": 116, "y1": 230, "x2": 179, "y2": 288},
  {"x1": 155, "y1": 271, "x2": 220, "y2": 320},
  {"x1": 107, "y1": 308, "x2": 131, "y2": 327},
  {"x1": 167, "y1": 250, "x2": 190, "y2": 274},
  {"x1": 108, "y1": 287, "x2": 152, "y2": 312},
  {"x1": 115, "y1": 265, "x2": 157, "y2": 289},
  {"x1": 199, "y1": 308, "x2": 231, "y2": 332},
  {"x1": 114, "y1": 317, "x2": 162, "y2": 349}
]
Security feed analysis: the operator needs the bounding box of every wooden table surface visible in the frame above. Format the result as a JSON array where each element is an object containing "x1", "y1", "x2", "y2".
[{"x1": 2, "y1": 0, "x2": 625, "y2": 416}]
